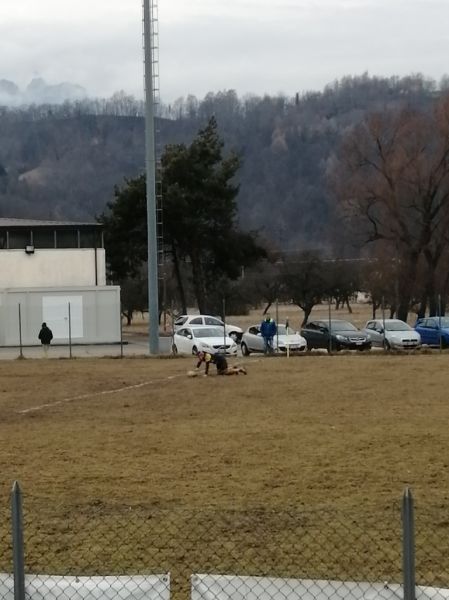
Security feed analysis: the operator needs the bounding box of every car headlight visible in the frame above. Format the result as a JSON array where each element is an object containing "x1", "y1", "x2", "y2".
[
  {"x1": 336, "y1": 334, "x2": 348, "y2": 341},
  {"x1": 201, "y1": 343, "x2": 212, "y2": 350}
]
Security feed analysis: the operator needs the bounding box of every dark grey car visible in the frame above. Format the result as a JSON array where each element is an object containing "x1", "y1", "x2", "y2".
[{"x1": 301, "y1": 319, "x2": 372, "y2": 352}]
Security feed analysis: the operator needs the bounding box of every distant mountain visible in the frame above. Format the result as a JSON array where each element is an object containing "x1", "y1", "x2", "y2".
[
  {"x1": 0, "y1": 79, "x2": 19, "y2": 98},
  {"x1": 0, "y1": 77, "x2": 87, "y2": 106},
  {"x1": 0, "y1": 73, "x2": 443, "y2": 252}
]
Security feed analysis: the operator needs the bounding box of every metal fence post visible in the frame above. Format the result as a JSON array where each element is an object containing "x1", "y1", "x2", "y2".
[
  {"x1": 18, "y1": 304, "x2": 23, "y2": 359},
  {"x1": 222, "y1": 297, "x2": 226, "y2": 352},
  {"x1": 120, "y1": 308, "x2": 124, "y2": 359},
  {"x1": 68, "y1": 301, "x2": 72, "y2": 359},
  {"x1": 402, "y1": 487, "x2": 416, "y2": 600},
  {"x1": 11, "y1": 481, "x2": 25, "y2": 600},
  {"x1": 275, "y1": 298, "x2": 279, "y2": 351}
]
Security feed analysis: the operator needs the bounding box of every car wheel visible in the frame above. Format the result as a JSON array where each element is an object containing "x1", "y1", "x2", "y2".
[
  {"x1": 172, "y1": 344, "x2": 178, "y2": 355},
  {"x1": 192, "y1": 345, "x2": 198, "y2": 356},
  {"x1": 241, "y1": 342, "x2": 250, "y2": 356}
]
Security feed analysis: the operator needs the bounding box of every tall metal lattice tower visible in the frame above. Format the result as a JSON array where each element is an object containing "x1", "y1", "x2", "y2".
[
  {"x1": 142, "y1": 0, "x2": 162, "y2": 354},
  {"x1": 147, "y1": 0, "x2": 164, "y2": 271}
]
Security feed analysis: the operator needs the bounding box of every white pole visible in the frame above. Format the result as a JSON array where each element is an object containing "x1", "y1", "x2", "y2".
[
  {"x1": 143, "y1": 0, "x2": 159, "y2": 354},
  {"x1": 275, "y1": 298, "x2": 279, "y2": 352}
]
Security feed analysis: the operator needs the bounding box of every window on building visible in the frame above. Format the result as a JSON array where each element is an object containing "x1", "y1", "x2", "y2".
[
  {"x1": 56, "y1": 229, "x2": 78, "y2": 248},
  {"x1": 8, "y1": 230, "x2": 31, "y2": 249},
  {"x1": 33, "y1": 230, "x2": 55, "y2": 249},
  {"x1": 79, "y1": 230, "x2": 102, "y2": 248}
]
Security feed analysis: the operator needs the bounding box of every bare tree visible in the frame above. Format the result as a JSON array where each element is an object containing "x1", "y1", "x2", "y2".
[
  {"x1": 281, "y1": 251, "x2": 327, "y2": 327},
  {"x1": 243, "y1": 253, "x2": 284, "y2": 314},
  {"x1": 330, "y1": 94, "x2": 449, "y2": 321}
]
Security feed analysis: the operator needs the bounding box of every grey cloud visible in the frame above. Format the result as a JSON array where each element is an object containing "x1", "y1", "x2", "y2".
[
  {"x1": 1, "y1": 0, "x2": 449, "y2": 103},
  {"x1": 160, "y1": 0, "x2": 449, "y2": 100}
]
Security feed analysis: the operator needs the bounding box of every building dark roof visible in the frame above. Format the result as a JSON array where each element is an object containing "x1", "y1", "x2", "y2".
[{"x1": 0, "y1": 218, "x2": 101, "y2": 228}]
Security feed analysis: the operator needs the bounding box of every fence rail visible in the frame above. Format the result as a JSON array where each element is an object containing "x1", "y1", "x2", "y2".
[{"x1": 1, "y1": 483, "x2": 449, "y2": 600}]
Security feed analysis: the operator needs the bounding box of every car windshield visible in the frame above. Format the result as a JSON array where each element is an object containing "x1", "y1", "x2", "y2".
[
  {"x1": 192, "y1": 327, "x2": 224, "y2": 338},
  {"x1": 276, "y1": 325, "x2": 288, "y2": 335},
  {"x1": 276, "y1": 325, "x2": 298, "y2": 335},
  {"x1": 330, "y1": 321, "x2": 358, "y2": 331},
  {"x1": 385, "y1": 321, "x2": 411, "y2": 331},
  {"x1": 430, "y1": 317, "x2": 449, "y2": 328}
]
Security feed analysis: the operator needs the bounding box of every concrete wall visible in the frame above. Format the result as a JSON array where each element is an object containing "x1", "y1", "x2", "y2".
[
  {"x1": 0, "y1": 249, "x2": 106, "y2": 287},
  {"x1": 0, "y1": 286, "x2": 121, "y2": 346}
]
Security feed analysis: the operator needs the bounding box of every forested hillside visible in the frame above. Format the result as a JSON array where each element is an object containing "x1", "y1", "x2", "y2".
[{"x1": 0, "y1": 74, "x2": 440, "y2": 251}]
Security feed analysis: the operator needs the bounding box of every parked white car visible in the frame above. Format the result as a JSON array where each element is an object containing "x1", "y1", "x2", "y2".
[
  {"x1": 174, "y1": 314, "x2": 243, "y2": 341},
  {"x1": 363, "y1": 319, "x2": 421, "y2": 350},
  {"x1": 173, "y1": 325, "x2": 238, "y2": 356},
  {"x1": 241, "y1": 324, "x2": 308, "y2": 356}
]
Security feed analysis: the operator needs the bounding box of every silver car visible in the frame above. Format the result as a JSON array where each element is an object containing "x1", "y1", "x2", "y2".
[
  {"x1": 174, "y1": 314, "x2": 243, "y2": 341},
  {"x1": 241, "y1": 324, "x2": 307, "y2": 356},
  {"x1": 363, "y1": 319, "x2": 421, "y2": 350},
  {"x1": 173, "y1": 326, "x2": 238, "y2": 356}
]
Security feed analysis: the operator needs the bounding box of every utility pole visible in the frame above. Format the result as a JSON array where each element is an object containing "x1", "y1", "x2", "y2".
[{"x1": 143, "y1": 0, "x2": 159, "y2": 354}]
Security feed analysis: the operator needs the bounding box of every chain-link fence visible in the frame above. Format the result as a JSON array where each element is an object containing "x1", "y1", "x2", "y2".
[{"x1": 1, "y1": 484, "x2": 449, "y2": 600}]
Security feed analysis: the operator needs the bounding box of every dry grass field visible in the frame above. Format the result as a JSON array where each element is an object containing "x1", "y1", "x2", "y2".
[
  {"x1": 1, "y1": 344, "x2": 449, "y2": 586},
  {"x1": 2, "y1": 352, "x2": 449, "y2": 510}
]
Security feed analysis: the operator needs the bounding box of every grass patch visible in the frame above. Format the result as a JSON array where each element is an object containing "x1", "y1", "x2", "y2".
[{"x1": 0, "y1": 353, "x2": 448, "y2": 590}]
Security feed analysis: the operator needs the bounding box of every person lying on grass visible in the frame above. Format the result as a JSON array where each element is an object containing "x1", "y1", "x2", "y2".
[{"x1": 195, "y1": 351, "x2": 247, "y2": 376}]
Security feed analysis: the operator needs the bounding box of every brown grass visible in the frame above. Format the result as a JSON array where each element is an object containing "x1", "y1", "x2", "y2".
[
  {"x1": 1, "y1": 352, "x2": 448, "y2": 509},
  {"x1": 0, "y1": 350, "x2": 448, "y2": 585}
]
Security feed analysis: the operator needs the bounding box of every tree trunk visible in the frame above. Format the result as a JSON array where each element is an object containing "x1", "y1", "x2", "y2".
[
  {"x1": 122, "y1": 309, "x2": 133, "y2": 326},
  {"x1": 263, "y1": 302, "x2": 272, "y2": 315},
  {"x1": 426, "y1": 270, "x2": 438, "y2": 316},
  {"x1": 422, "y1": 247, "x2": 443, "y2": 316},
  {"x1": 417, "y1": 293, "x2": 427, "y2": 319},
  {"x1": 345, "y1": 296, "x2": 352, "y2": 313},
  {"x1": 396, "y1": 252, "x2": 419, "y2": 322},
  {"x1": 171, "y1": 243, "x2": 187, "y2": 314},
  {"x1": 190, "y1": 249, "x2": 208, "y2": 313},
  {"x1": 429, "y1": 296, "x2": 439, "y2": 316},
  {"x1": 300, "y1": 304, "x2": 313, "y2": 327}
]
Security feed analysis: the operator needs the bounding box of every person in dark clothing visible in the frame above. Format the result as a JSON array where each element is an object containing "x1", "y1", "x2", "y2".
[
  {"x1": 195, "y1": 351, "x2": 247, "y2": 376},
  {"x1": 38, "y1": 322, "x2": 53, "y2": 356},
  {"x1": 260, "y1": 315, "x2": 277, "y2": 354}
]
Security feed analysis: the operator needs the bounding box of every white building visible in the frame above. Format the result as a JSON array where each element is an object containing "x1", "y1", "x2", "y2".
[{"x1": 0, "y1": 218, "x2": 120, "y2": 346}]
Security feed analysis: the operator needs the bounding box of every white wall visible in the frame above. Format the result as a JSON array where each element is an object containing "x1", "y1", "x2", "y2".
[
  {"x1": 0, "y1": 286, "x2": 121, "y2": 345},
  {"x1": 0, "y1": 573, "x2": 170, "y2": 600},
  {"x1": 0, "y1": 249, "x2": 106, "y2": 287}
]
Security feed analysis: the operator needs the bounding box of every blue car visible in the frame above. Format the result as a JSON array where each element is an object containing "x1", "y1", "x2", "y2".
[{"x1": 415, "y1": 316, "x2": 449, "y2": 347}]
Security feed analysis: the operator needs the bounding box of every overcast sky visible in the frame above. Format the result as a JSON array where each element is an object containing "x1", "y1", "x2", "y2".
[{"x1": 1, "y1": 0, "x2": 448, "y2": 103}]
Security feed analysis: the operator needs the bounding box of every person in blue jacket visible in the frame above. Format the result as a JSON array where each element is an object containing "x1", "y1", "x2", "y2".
[{"x1": 260, "y1": 315, "x2": 277, "y2": 354}]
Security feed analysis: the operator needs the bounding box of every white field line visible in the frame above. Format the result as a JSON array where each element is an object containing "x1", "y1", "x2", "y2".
[
  {"x1": 17, "y1": 374, "x2": 184, "y2": 415},
  {"x1": 16, "y1": 356, "x2": 256, "y2": 415}
]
